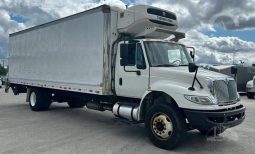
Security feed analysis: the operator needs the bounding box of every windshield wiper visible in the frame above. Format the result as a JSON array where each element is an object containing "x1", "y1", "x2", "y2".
[{"x1": 153, "y1": 64, "x2": 177, "y2": 67}]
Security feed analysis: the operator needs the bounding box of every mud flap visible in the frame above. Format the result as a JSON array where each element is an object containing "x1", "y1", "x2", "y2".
[{"x1": 26, "y1": 88, "x2": 31, "y2": 102}]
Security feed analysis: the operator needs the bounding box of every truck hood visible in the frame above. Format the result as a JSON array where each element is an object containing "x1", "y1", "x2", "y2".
[{"x1": 150, "y1": 66, "x2": 232, "y2": 91}]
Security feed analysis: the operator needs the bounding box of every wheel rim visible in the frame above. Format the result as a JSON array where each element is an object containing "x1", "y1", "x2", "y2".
[
  {"x1": 30, "y1": 92, "x2": 36, "y2": 107},
  {"x1": 151, "y1": 113, "x2": 173, "y2": 139}
]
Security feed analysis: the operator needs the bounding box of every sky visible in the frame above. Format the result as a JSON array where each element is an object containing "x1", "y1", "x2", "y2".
[{"x1": 0, "y1": 0, "x2": 255, "y2": 66}]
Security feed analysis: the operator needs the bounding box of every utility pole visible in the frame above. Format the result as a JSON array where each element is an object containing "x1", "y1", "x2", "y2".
[{"x1": 232, "y1": 52, "x2": 236, "y2": 65}]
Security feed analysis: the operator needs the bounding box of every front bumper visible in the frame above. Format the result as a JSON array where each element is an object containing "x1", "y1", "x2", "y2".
[
  {"x1": 247, "y1": 87, "x2": 255, "y2": 93},
  {"x1": 183, "y1": 105, "x2": 245, "y2": 130}
]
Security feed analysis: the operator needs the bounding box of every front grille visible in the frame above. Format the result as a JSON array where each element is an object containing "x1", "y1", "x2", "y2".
[{"x1": 214, "y1": 80, "x2": 238, "y2": 104}]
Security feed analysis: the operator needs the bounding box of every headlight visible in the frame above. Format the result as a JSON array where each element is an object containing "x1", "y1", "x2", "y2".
[{"x1": 184, "y1": 95, "x2": 217, "y2": 105}]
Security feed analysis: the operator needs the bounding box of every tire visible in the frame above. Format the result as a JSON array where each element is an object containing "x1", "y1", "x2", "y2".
[
  {"x1": 145, "y1": 103, "x2": 185, "y2": 150},
  {"x1": 247, "y1": 92, "x2": 254, "y2": 99},
  {"x1": 67, "y1": 100, "x2": 86, "y2": 108},
  {"x1": 29, "y1": 88, "x2": 51, "y2": 111}
]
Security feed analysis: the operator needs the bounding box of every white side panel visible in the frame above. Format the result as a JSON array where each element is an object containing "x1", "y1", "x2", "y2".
[{"x1": 9, "y1": 11, "x2": 105, "y2": 93}]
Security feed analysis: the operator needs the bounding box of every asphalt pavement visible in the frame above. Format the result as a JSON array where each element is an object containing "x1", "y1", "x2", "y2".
[{"x1": 0, "y1": 88, "x2": 254, "y2": 154}]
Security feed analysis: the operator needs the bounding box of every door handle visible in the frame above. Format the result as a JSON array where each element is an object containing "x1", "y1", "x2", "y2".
[{"x1": 119, "y1": 78, "x2": 122, "y2": 86}]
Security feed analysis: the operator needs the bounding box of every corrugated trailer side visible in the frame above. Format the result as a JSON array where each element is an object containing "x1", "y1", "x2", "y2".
[{"x1": 8, "y1": 6, "x2": 112, "y2": 95}]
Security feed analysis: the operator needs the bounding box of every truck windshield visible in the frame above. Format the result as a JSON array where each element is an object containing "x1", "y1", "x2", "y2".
[{"x1": 144, "y1": 41, "x2": 192, "y2": 67}]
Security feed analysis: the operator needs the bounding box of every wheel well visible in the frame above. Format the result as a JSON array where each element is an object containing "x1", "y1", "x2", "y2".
[{"x1": 139, "y1": 91, "x2": 180, "y2": 121}]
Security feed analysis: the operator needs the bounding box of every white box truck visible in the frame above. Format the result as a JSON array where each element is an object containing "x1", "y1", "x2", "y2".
[{"x1": 6, "y1": 5, "x2": 245, "y2": 149}]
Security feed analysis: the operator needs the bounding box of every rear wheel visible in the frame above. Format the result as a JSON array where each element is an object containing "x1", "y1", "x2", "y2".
[
  {"x1": 145, "y1": 104, "x2": 185, "y2": 150},
  {"x1": 67, "y1": 100, "x2": 86, "y2": 108},
  {"x1": 247, "y1": 92, "x2": 254, "y2": 99},
  {"x1": 29, "y1": 88, "x2": 51, "y2": 111}
]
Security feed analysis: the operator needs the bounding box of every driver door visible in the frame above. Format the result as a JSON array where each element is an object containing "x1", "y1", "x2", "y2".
[{"x1": 116, "y1": 42, "x2": 149, "y2": 98}]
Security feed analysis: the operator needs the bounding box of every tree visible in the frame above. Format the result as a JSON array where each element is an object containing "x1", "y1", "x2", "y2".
[{"x1": 0, "y1": 64, "x2": 7, "y2": 76}]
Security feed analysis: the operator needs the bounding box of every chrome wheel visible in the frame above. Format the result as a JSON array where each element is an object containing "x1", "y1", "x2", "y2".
[
  {"x1": 30, "y1": 92, "x2": 36, "y2": 107},
  {"x1": 152, "y1": 113, "x2": 173, "y2": 139}
]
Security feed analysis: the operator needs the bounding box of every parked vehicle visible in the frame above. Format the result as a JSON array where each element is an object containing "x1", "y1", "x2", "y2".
[
  {"x1": 0, "y1": 76, "x2": 6, "y2": 85},
  {"x1": 202, "y1": 64, "x2": 255, "y2": 92},
  {"x1": 246, "y1": 76, "x2": 255, "y2": 99},
  {"x1": 0, "y1": 80, "x2": 2, "y2": 88},
  {"x1": 6, "y1": 5, "x2": 245, "y2": 149}
]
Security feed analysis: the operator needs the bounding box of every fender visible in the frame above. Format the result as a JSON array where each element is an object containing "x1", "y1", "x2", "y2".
[
  {"x1": 137, "y1": 80, "x2": 211, "y2": 121},
  {"x1": 137, "y1": 89, "x2": 181, "y2": 121}
]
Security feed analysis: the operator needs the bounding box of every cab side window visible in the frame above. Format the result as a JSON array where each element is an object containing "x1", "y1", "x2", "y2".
[
  {"x1": 127, "y1": 44, "x2": 136, "y2": 66},
  {"x1": 120, "y1": 43, "x2": 146, "y2": 69},
  {"x1": 136, "y1": 44, "x2": 146, "y2": 69}
]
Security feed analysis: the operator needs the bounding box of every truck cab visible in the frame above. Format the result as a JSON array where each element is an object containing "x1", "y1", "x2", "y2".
[
  {"x1": 116, "y1": 39, "x2": 192, "y2": 98},
  {"x1": 113, "y1": 36, "x2": 245, "y2": 148}
]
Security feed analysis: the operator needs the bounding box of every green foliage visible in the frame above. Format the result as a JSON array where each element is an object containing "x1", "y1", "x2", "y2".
[{"x1": 0, "y1": 65, "x2": 7, "y2": 76}]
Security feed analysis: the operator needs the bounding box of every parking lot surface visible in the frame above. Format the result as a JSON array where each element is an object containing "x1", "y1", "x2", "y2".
[{"x1": 0, "y1": 88, "x2": 254, "y2": 154}]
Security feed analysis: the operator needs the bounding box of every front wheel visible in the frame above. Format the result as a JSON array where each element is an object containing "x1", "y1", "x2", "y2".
[{"x1": 145, "y1": 104, "x2": 185, "y2": 150}]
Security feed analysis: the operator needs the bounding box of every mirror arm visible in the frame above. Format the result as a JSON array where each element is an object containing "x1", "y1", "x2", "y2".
[
  {"x1": 188, "y1": 68, "x2": 203, "y2": 91},
  {"x1": 124, "y1": 66, "x2": 141, "y2": 76},
  {"x1": 187, "y1": 47, "x2": 195, "y2": 62},
  {"x1": 188, "y1": 68, "x2": 198, "y2": 91},
  {"x1": 195, "y1": 77, "x2": 203, "y2": 89}
]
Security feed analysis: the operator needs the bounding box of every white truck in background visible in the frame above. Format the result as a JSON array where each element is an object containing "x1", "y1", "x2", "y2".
[
  {"x1": 6, "y1": 5, "x2": 245, "y2": 149},
  {"x1": 246, "y1": 76, "x2": 255, "y2": 98}
]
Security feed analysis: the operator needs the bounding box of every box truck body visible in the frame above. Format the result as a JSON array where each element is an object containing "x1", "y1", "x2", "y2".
[
  {"x1": 6, "y1": 5, "x2": 245, "y2": 150},
  {"x1": 9, "y1": 6, "x2": 116, "y2": 95}
]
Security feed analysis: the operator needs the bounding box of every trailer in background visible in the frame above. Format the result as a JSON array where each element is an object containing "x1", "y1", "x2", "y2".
[{"x1": 204, "y1": 64, "x2": 255, "y2": 92}]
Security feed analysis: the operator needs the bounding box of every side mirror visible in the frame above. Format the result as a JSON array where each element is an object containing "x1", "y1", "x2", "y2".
[
  {"x1": 190, "y1": 51, "x2": 194, "y2": 59},
  {"x1": 187, "y1": 47, "x2": 195, "y2": 62},
  {"x1": 189, "y1": 63, "x2": 198, "y2": 73},
  {"x1": 120, "y1": 44, "x2": 129, "y2": 66},
  {"x1": 120, "y1": 59, "x2": 128, "y2": 66},
  {"x1": 120, "y1": 44, "x2": 128, "y2": 59},
  {"x1": 231, "y1": 66, "x2": 238, "y2": 74}
]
